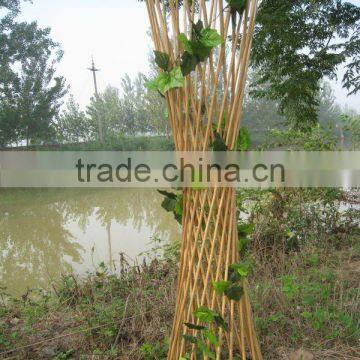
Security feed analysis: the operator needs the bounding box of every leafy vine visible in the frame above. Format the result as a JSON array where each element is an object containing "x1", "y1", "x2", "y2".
[{"x1": 145, "y1": 20, "x2": 223, "y2": 95}]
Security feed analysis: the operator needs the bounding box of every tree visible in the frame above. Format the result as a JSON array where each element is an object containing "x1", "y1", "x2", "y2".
[
  {"x1": 143, "y1": 83, "x2": 170, "y2": 138},
  {"x1": 242, "y1": 69, "x2": 284, "y2": 145},
  {"x1": 86, "y1": 86, "x2": 123, "y2": 139},
  {"x1": 56, "y1": 96, "x2": 90, "y2": 143},
  {"x1": 119, "y1": 74, "x2": 149, "y2": 135},
  {"x1": 251, "y1": 0, "x2": 360, "y2": 130},
  {"x1": 0, "y1": 1, "x2": 66, "y2": 146},
  {"x1": 0, "y1": 0, "x2": 24, "y2": 16}
]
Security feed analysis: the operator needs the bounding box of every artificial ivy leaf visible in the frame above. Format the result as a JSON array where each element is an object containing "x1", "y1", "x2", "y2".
[
  {"x1": 210, "y1": 132, "x2": 228, "y2": 151},
  {"x1": 174, "y1": 195, "x2": 183, "y2": 223},
  {"x1": 192, "y1": 20, "x2": 204, "y2": 39},
  {"x1": 224, "y1": 284, "x2": 244, "y2": 301},
  {"x1": 212, "y1": 280, "x2": 232, "y2": 295},
  {"x1": 178, "y1": 33, "x2": 193, "y2": 54},
  {"x1": 178, "y1": 23, "x2": 223, "y2": 74},
  {"x1": 167, "y1": 66, "x2": 185, "y2": 91},
  {"x1": 226, "y1": 0, "x2": 246, "y2": 28},
  {"x1": 144, "y1": 75, "x2": 164, "y2": 91},
  {"x1": 161, "y1": 197, "x2": 176, "y2": 212},
  {"x1": 182, "y1": 334, "x2": 198, "y2": 344},
  {"x1": 144, "y1": 72, "x2": 170, "y2": 94},
  {"x1": 184, "y1": 322, "x2": 206, "y2": 330},
  {"x1": 154, "y1": 50, "x2": 170, "y2": 71},
  {"x1": 197, "y1": 339, "x2": 216, "y2": 359},
  {"x1": 145, "y1": 66, "x2": 184, "y2": 95},
  {"x1": 157, "y1": 189, "x2": 177, "y2": 200},
  {"x1": 158, "y1": 190, "x2": 183, "y2": 224},
  {"x1": 204, "y1": 329, "x2": 219, "y2": 347},
  {"x1": 190, "y1": 40, "x2": 214, "y2": 61},
  {"x1": 226, "y1": 0, "x2": 247, "y2": 16},
  {"x1": 194, "y1": 306, "x2": 217, "y2": 323},
  {"x1": 228, "y1": 267, "x2": 241, "y2": 283},
  {"x1": 214, "y1": 314, "x2": 229, "y2": 331},
  {"x1": 201, "y1": 28, "x2": 223, "y2": 48},
  {"x1": 181, "y1": 51, "x2": 198, "y2": 76},
  {"x1": 230, "y1": 261, "x2": 251, "y2": 278}
]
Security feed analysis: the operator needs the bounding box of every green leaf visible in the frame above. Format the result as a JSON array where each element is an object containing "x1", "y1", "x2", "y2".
[
  {"x1": 224, "y1": 284, "x2": 244, "y2": 301},
  {"x1": 192, "y1": 20, "x2": 204, "y2": 38},
  {"x1": 158, "y1": 190, "x2": 183, "y2": 224},
  {"x1": 201, "y1": 28, "x2": 223, "y2": 48},
  {"x1": 144, "y1": 75, "x2": 164, "y2": 91},
  {"x1": 210, "y1": 132, "x2": 228, "y2": 151},
  {"x1": 197, "y1": 339, "x2": 216, "y2": 359},
  {"x1": 184, "y1": 322, "x2": 206, "y2": 330},
  {"x1": 182, "y1": 334, "x2": 197, "y2": 344},
  {"x1": 145, "y1": 66, "x2": 184, "y2": 95},
  {"x1": 178, "y1": 23, "x2": 223, "y2": 76},
  {"x1": 144, "y1": 72, "x2": 170, "y2": 94},
  {"x1": 194, "y1": 306, "x2": 216, "y2": 323},
  {"x1": 181, "y1": 51, "x2": 198, "y2": 76},
  {"x1": 157, "y1": 189, "x2": 177, "y2": 200},
  {"x1": 212, "y1": 280, "x2": 232, "y2": 295},
  {"x1": 214, "y1": 314, "x2": 229, "y2": 331},
  {"x1": 173, "y1": 195, "x2": 183, "y2": 223},
  {"x1": 167, "y1": 66, "x2": 185, "y2": 91},
  {"x1": 230, "y1": 261, "x2": 252, "y2": 278},
  {"x1": 204, "y1": 329, "x2": 219, "y2": 347},
  {"x1": 178, "y1": 33, "x2": 193, "y2": 54},
  {"x1": 154, "y1": 50, "x2": 170, "y2": 71},
  {"x1": 161, "y1": 197, "x2": 176, "y2": 212},
  {"x1": 226, "y1": 0, "x2": 247, "y2": 15}
]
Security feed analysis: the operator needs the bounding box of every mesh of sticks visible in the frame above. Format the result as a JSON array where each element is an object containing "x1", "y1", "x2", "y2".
[{"x1": 144, "y1": 0, "x2": 262, "y2": 358}]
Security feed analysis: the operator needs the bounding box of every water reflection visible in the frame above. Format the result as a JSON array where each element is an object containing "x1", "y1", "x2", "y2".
[{"x1": 0, "y1": 189, "x2": 181, "y2": 296}]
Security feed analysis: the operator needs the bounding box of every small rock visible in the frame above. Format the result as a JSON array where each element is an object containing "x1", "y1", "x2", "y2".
[
  {"x1": 289, "y1": 349, "x2": 314, "y2": 360},
  {"x1": 41, "y1": 346, "x2": 57, "y2": 359}
]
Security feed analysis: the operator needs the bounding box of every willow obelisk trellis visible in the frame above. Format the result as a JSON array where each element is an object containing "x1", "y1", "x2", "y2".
[{"x1": 143, "y1": 0, "x2": 261, "y2": 358}]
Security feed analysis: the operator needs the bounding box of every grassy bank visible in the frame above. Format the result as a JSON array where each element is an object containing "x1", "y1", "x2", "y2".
[
  {"x1": 0, "y1": 189, "x2": 359, "y2": 359},
  {"x1": 0, "y1": 240, "x2": 359, "y2": 359}
]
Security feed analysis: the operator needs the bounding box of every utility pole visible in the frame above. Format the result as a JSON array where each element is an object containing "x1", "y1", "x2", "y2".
[{"x1": 88, "y1": 56, "x2": 104, "y2": 143}]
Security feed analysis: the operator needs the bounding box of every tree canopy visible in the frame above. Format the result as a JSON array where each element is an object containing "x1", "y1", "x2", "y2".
[
  {"x1": 252, "y1": 0, "x2": 360, "y2": 130},
  {"x1": 0, "y1": 0, "x2": 66, "y2": 146}
]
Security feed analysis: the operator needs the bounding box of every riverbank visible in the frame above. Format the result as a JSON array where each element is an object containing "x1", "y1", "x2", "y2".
[{"x1": 0, "y1": 236, "x2": 358, "y2": 359}]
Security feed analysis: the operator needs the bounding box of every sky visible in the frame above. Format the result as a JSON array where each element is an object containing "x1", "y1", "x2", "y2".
[{"x1": 18, "y1": 0, "x2": 360, "y2": 112}]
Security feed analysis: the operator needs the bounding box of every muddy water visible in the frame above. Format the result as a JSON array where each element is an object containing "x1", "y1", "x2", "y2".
[{"x1": 0, "y1": 189, "x2": 181, "y2": 296}]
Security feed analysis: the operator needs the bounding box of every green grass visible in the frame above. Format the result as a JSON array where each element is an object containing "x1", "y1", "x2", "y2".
[{"x1": 0, "y1": 243, "x2": 358, "y2": 359}]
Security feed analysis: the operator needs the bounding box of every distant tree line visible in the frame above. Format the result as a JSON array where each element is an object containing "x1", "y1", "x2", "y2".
[
  {"x1": 0, "y1": 0, "x2": 359, "y2": 148},
  {"x1": 56, "y1": 74, "x2": 170, "y2": 144}
]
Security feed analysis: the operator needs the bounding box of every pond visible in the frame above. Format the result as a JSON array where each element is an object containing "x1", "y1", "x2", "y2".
[{"x1": 0, "y1": 189, "x2": 181, "y2": 297}]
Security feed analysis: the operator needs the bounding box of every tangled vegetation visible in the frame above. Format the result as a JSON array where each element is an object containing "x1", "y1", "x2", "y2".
[{"x1": 0, "y1": 188, "x2": 358, "y2": 360}]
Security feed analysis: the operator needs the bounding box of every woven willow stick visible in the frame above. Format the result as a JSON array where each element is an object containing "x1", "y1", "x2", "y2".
[{"x1": 144, "y1": 0, "x2": 261, "y2": 358}]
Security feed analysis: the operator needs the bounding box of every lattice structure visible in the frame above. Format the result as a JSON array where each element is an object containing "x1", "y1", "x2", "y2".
[{"x1": 144, "y1": 0, "x2": 262, "y2": 358}]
